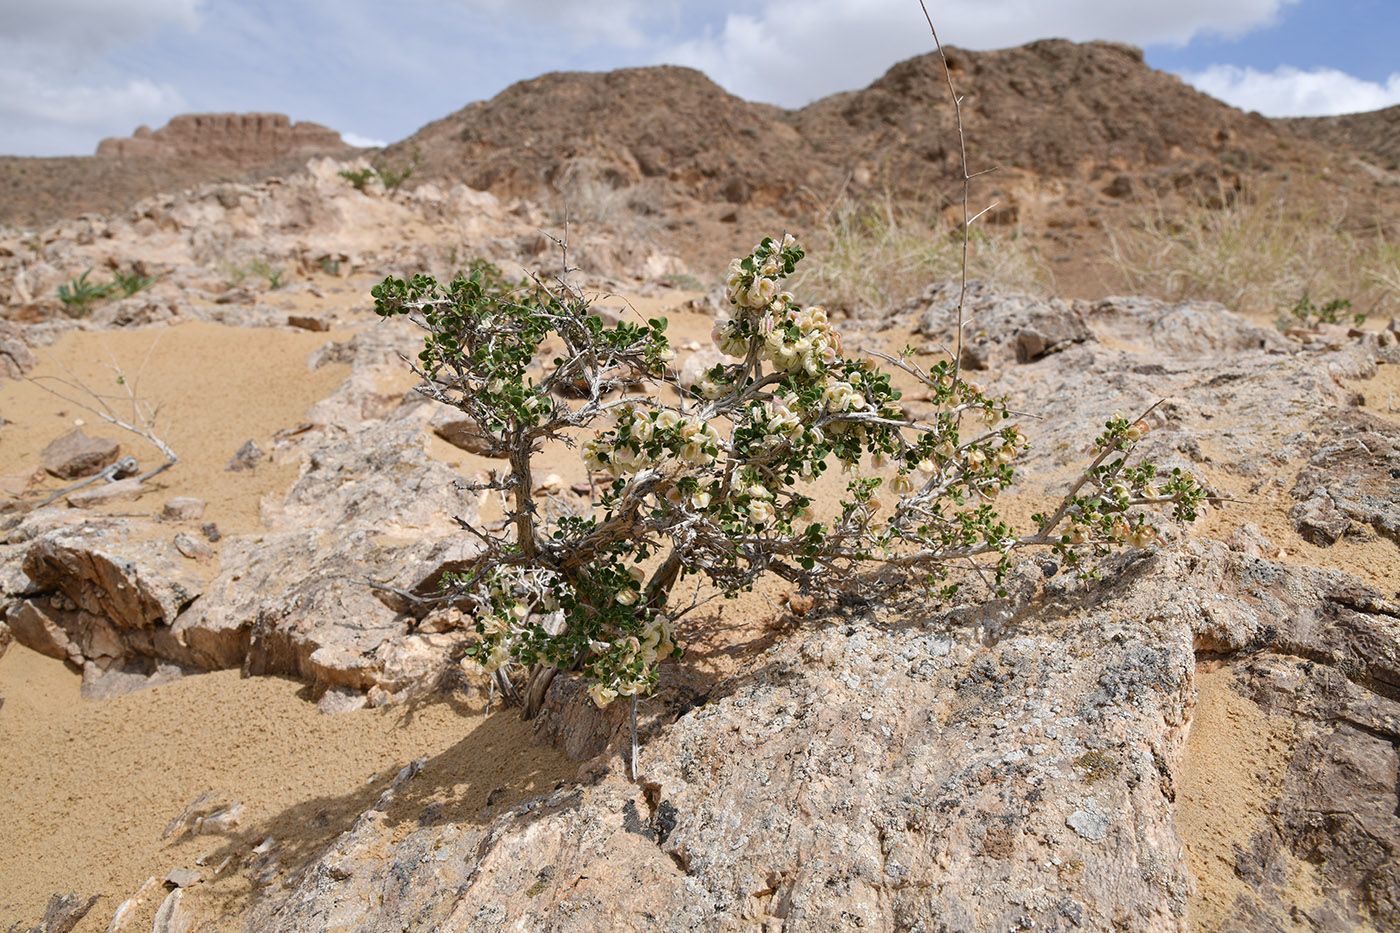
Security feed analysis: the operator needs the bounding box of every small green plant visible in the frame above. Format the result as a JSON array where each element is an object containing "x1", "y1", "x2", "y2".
[
  {"x1": 219, "y1": 258, "x2": 285, "y2": 290},
  {"x1": 373, "y1": 154, "x2": 415, "y2": 190},
  {"x1": 1284, "y1": 292, "x2": 1365, "y2": 329},
  {"x1": 372, "y1": 236, "x2": 1205, "y2": 718},
  {"x1": 319, "y1": 256, "x2": 341, "y2": 276},
  {"x1": 113, "y1": 270, "x2": 158, "y2": 298},
  {"x1": 56, "y1": 269, "x2": 115, "y2": 316},
  {"x1": 340, "y1": 149, "x2": 418, "y2": 192},
  {"x1": 339, "y1": 167, "x2": 375, "y2": 190}
]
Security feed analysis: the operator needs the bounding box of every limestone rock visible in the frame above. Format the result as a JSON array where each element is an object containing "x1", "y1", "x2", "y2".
[
  {"x1": 914, "y1": 281, "x2": 1094, "y2": 369},
  {"x1": 173, "y1": 533, "x2": 213, "y2": 562},
  {"x1": 0, "y1": 616, "x2": 9, "y2": 659},
  {"x1": 261, "y1": 542, "x2": 1400, "y2": 933},
  {"x1": 677, "y1": 346, "x2": 726, "y2": 390},
  {"x1": 0, "y1": 321, "x2": 37, "y2": 379},
  {"x1": 41, "y1": 429, "x2": 120, "y2": 480},
  {"x1": 21, "y1": 526, "x2": 201, "y2": 630},
  {"x1": 1289, "y1": 492, "x2": 1351, "y2": 545}
]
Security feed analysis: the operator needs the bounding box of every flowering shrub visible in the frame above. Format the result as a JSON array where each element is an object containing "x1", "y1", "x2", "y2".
[{"x1": 372, "y1": 237, "x2": 1206, "y2": 715}]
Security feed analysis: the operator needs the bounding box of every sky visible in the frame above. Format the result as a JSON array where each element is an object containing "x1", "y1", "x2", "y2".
[{"x1": 1, "y1": 0, "x2": 1397, "y2": 157}]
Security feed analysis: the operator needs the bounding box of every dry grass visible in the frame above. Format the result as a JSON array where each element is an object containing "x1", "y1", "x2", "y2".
[
  {"x1": 1110, "y1": 181, "x2": 1400, "y2": 321},
  {"x1": 793, "y1": 195, "x2": 1050, "y2": 318}
]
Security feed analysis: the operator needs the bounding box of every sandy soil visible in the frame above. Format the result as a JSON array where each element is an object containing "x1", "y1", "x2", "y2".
[
  {"x1": 0, "y1": 319, "x2": 354, "y2": 535},
  {"x1": 0, "y1": 645, "x2": 572, "y2": 932}
]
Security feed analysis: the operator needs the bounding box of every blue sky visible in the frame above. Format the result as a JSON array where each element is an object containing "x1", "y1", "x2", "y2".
[{"x1": 2, "y1": 0, "x2": 1398, "y2": 157}]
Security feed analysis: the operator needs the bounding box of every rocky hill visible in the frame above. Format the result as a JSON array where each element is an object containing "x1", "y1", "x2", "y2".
[
  {"x1": 1280, "y1": 103, "x2": 1400, "y2": 169},
  {"x1": 385, "y1": 40, "x2": 1400, "y2": 292}
]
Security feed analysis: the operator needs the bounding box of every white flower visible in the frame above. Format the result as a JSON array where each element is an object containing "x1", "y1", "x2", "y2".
[
  {"x1": 616, "y1": 589, "x2": 639, "y2": 606},
  {"x1": 588, "y1": 683, "x2": 618, "y2": 708}
]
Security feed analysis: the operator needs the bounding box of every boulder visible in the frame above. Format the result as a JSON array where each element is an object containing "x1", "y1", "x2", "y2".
[
  {"x1": 20, "y1": 526, "x2": 201, "y2": 630},
  {"x1": 161, "y1": 497, "x2": 207, "y2": 521},
  {"x1": 41, "y1": 429, "x2": 120, "y2": 480},
  {"x1": 915, "y1": 281, "x2": 1095, "y2": 369},
  {"x1": 259, "y1": 543, "x2": 1400, "y2": 933},
  {"x1": 225, "y1": 439, "x2": 265, "y2": 472},
  {"x1": 429, "y1": 408, "x2": 501, "y2": 456}
]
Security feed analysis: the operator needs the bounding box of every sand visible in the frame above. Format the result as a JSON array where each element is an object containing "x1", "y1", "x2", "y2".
[{"x1": 0, "y1": 644, "x2": 573, "y2": 932}]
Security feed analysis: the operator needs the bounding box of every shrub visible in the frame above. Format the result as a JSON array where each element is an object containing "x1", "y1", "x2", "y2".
[
  {"x1": 339, "y1": 167, "x2": 375, "y2": 191},
  {"x1": 1283, "y1": 292, "x2": 1365, "y2": 329},
  {"x1": 113, "y1": 270, "x2": 158, "y2": 298},
  {"x1": 56, "y1": 269, "x2": 115, "y2": 316},
  {"x1": 372, "y1": 237, "x2": 1205, "y2": 717}
]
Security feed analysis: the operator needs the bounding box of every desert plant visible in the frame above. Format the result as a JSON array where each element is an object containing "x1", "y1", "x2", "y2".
[
  {"x1": 1110, "y1": 180, "x2": 1399, "y2": 318},
  {"x1": 372, "y1": 235, "x2": 1204, "y2": 725},
  {"x1": 219, "y1": 257, "x2": 285, "y2": 290},
  {"x1": 795, "y1": 193, "x2": 1047, "y2": 318},
  {"x1": 113, "y1": 270, "x2": 158, "y2": 298},
  {"x1": 339, "y1": 167, "x2": 376, "y2": 190},
  {"x1": 56, "y1": 269, "x2": 115, "y2": 316},
  {"x1": 1284, "y1": 292, "x2": 1365, "y2": 329},
  {"x1": 367, "y1": 2, "x2": 1206, "y2": 748}
]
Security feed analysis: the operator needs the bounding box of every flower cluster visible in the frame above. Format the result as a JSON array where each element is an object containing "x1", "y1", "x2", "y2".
[{"x1": 582, "y1": 405, "x2": 723, "y2": 479}]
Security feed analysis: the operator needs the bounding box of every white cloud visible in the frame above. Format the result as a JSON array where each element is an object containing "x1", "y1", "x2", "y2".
[
  {"x1": 342, "y1": 131, "x2": 387, "y2": 148},
  {"x1": 658, "y1": 0, "x2": 1301, "y2": 106},
  {"x1": 0, "y1": 66, "x2": 184, "y2": 145},
  {"x1": 0, "y1": 0, "x2": 200, "y2": 154},
  {"x1": 1181, "y1": 64, "x2": 1400, "y2": 117},
  {"x1": 447, "y1": 0, "x2": 687, "y2": 47},
  {"x1": 2, "y1": 0, "x2": 202, "y2": 69}
]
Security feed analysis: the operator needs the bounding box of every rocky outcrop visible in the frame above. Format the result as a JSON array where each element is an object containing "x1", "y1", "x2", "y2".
[
  {"x1": 257, "y1": 541, "x2": 1399, "y2": 932},
  {"x1": 96, "y1": 113, "x2": 348, "y2": 164}
]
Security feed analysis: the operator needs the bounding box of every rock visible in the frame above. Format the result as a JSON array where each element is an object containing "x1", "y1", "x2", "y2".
[
  {"x1": 287, "y1": 314, "x2": 331, "y2": 331},
  {"x1": 161, "y1": 497, "x2": 207, "y2": 521},
  {"x1": 225, "y1": 439, "x2": 264, "y2": 472},
  {"x1": 430, "y1": 408, "x2": 502, "y2": 456},
  {"x1": 0, "y1": 321, "x2": 37, "y2": 379},
  {"x1": 21, "y1": 526, "x2": 201, "y2": 630},
  {"x1": 677, "y1": 346, "x2": 726, "y2": 389},
  {"x1": 200, "y1": 522, "x2": 222, "y2": 542},
  {"x1": 150, "y1": 888, "x2": 197, "y2": 933},
  {"x1": 173, "y1": 533, "x2": 214, "y2": 561},
  {"x1": 107, "y1": 875, "x2": 161, "y2": 932},
  {"x1": 66, "y1": 477, "x2": 144, "y2": 509},
  {"x1": 0, "y1": 616, "x2": 9, "y2": 660},
  {"x1": 914, "y1": 282, "x2": 1094, "y2": 368},
  {"x1": 80, "y1": 657, "x2": 193, "y2": 700},
  {"x1": 41, "y1": 429, "x2": 120, "y2": 480},
  {"x1": 1290, "y1": 492, "x2": 1351, "y2": 545},
  {"x1": 318, "y1": 685, "x2": 368, "y2": 714},
  {"x1": 22, "y1": 892, "x2": 99, "y2": 933},
  {"x1": 1226, "y1": 522, "x2": 1273, "y2": 558},
  {"x1": 164, "y1": 867, "x2": 201, "y2": 888},
  {"x1": 1066, "y1": 806, "x2": 1110, "y2": 842}
]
